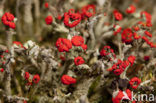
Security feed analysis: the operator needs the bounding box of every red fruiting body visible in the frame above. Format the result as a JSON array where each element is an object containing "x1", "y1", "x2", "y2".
[
  {"x1": 1, "y1": 12, "x2": 16, "y2": 29},
  {"x1": 129, "y1": 77, "x2": 141, "y2": 89},
  {"x1": 132, "y1": 26, "x2": 140, "y2": 31},
  {"x1": 113, "y1": 24, "x2": 122, "y2": 35},
  {"x1": 104, "y1": 12, "x2": 107, "y2": 16},
  {"x1": 107, "y1": 59, "x2": 129, "y2": 75},
  {"x1": 60, "y1": 55, "x2": 65, "y2": 61},
  {"x1": 45, "y1": 16, "x2": 53, "y2": 25},
  {"x1": 74, "y1": 56, "x2": 85, "y2": 66},
  {"x1": 142, "y1": 36, "x2": 149, "y2": 43},
  {"x1": 141, "y1": 36, "x2": 156, "y2": 48},
  {"x1": 8, "y1": 22, "x2": 16, "y2": 29},
  {"x1": 23, "y1": 100, "x2": 27, "y2": 103},
  {"x1": 133, "y1": 32, "x2": 141, "y2": 40},
  {"x1": 144, "y1": 31, "x2": 152, "y2": 38},
  {"x1": 81, "y1": 4, "x2": 95, "y2": 19},
  {"x1": 2, "y1": 62, "x2": 5, "y2": 65},
  {"x1": 126, "y1": 5, "x2": 136, "y2": 14},
  {"x1": 146, "y1": 21, "x2": 152, "y2": 27},
  {"x1": 33, "y1": 74, "x2": 40, "y2": 84},
  {"x1": 149, "y1": 42, "x2": 156, "y2": 48},
  {"x1": 100, "y1": 46, "x2": 116, "y2": 60},
  {"x1": 141, "y1": 11, "x2": 152, "y2": 27},
  {"x1": 55, "y1": 38, "x2": 72, "y2": 52},
  {"x1": 137, "y1": 21, "x2": 144, "y2": 26},
  {"x1": 2, "y1": 12, "x2": 15, "y2": 23},
  {"x1": 81, "y1": 44, "x2": 87, "y2": 50},
  {"x1": 121, "y1": 28, "x2": 133, "y2": 44},
  {"x1": 5, "y1": 50, "x2": 9, "y2": 53},
  {"x1": 114, "y1": 60, "x2": 129, "y2": 75},
  {"x1": 13, "y1": 41, "x2": 24, "y2": 48},
  {"x1": 71, "y1": 36, "x2": 84, "y2": 46},
  {"x1": 141, "y1": 11, "x2": 151, "y2": 22},
  {"x1": 24, "y1": 72, "x2": 30, "y2": 80},
  {"x1": 44, "y1": 2, "x2": 49, "y2": 8},
  {"x1": 144, "y1": 56, "x2": 150, "y2": 61},
  {"x1": 113, "y1": 10, "x2": 123, "y2": 21},
  {"x1": 61, "y1": 75, "x2": 76, "y2": 85},
  {"x1": 68, "y1": 9, "x2": 75, "y2": 15},
  {"x1": 112, "y1": 89, "x2": 135, "y2": 103},
  {"x1": 112, "y1": 90, "x2": 124, "y2": 103},
  {"x1": 113, "y1": 68, "x2": 124, "y2": 76},
  {"x1": 128, "y1": 55, "x2": 135, "y2": 66},
  {"x1": 125, "y1": 89, "x2": 135, "y2": 103},
  {"x1": 0, "y1": 55, "x2": 4, "y2": 58},
  {"x1": 64, "y1": 9, "x2": 81, "y2": 28},
  {"x1": 57, "y1": 15, "x2": 62, "y2": 20},
  {"x1": 0, "y1": 68, "x2": 4, "y2": 72},
  {"x1": 26, "y1": 82, "x2": 32, "y2": 86}
]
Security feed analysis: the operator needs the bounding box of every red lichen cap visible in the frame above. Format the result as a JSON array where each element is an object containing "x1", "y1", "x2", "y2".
[
  {"x1": 23, "y1": 100, "x2": 27, "y2": 103},
  {"x1": 129, "y1": 77, "x2": 141, "y2": 89},
  {"x1": 133, "y1": 32, "x2": 141, "y2": 40},
  {"x1": 100, "y1": 46, "x2": 116, "y2": 60},
  {"x1": 0, "y1": 68, "x2": 4, "y2": 72},
  {"x1": 112, "y1": 89, "x2": 135, "y2": 103},
  {"x1": 13, "y1": 41, "x2": 25, "y2": 48},
  {"x1": 57, "y1": 14, "x2": 62, "y2": 20},
  {"x1": 142, "y1": 36, "x2": 149, "y2": 42},
  {"x1": 1, "y1": 12, "x2": 16, "y2": 29},
  {"x1": 0, "y1": 55, "x2": 4, "y2": 58},
  {"x1": 26, "y1": 81, "x2": 33, "y2": 86},
  {"x1": 121, "y1": 28, "x2": 133, "y2": 44},
  {"x1": 60, "y1": 55, "x2": 66, "y2": 61},
  {"x1": 144, "y1": 56, "x2": 150, "y2": 61},
  {"x1": 112, "y1": 90, "x2": 124, "y2": 103},
  {"x1": 141, "y1": 36, "x2": 155, "y2": 48},
  {"x1": 44, "y1": 2, "x2": 49, "y2": 8},
  {"x1": 74, "y1": 56, "x2": 85, "y2": 66},
  {"x1": 33, "y1": 74, "x2": 40, "y2": 84},
  {"x1": 45, "y1": 16, "x2": 53, "y2": 25},
  {"x1": 113, "y1": 24, "x2": 122, "y2": 35},
  {"x1": 81, "y1": 44, "x2": 87, "y2": 51},
  {"x1": 81, "y1": 4, "x2": 96, "y2": 19},
  {"x1": 8, "y1": 22, "x2": 16, "y2": 29},
  {"x1": 125, "y1": 89, "x2": 136, "y2": 103},
  {"x1": 71, "y1": 35, "x2": 84, "y2": 46},
  {"x1": 113, "y1": 10, "x2": 123, "y2": 21},
  {"x1": 144, "y1": 31, "x2": 152, "y2": 38},
  {"x1": 107, "y1": 59, "x2": 129, "y2": 75},
  {"x1": 141, "y1": 11, "x2": 151, "y2": 22},
  {"x1": 24, "y1": 72, "x2": 30, "y2": 80},
  {"x1": 128, "y1": 55, "x2": 136, "y2": 66},
  {"x1": 125, "y1": 89, "x2": 132, "y2": 100},
  {"x1": 61, "y1": 75, "x2": 76, "y2": 85},
  {"x1": 63, "y1": 9, "x2": 81, "y2": 28},
  {"x1": 113, "y1": 68, "x2": 124, "y2": 76},
  {"x1": 5, "y1": 50, "x2": 9, "y2": 53},
  {"x1": 126, "y1": 5, "x2": 136, "y2": 14},
  {"x1": 141, "y1": 11, "x2": 152, "y2": 27},
  {"x1": 148, "y1": 41, "x2": 156, "y2": 48},
  {"x1": 56, "y1": 38, "x2": 72, "y2": 52},
  {"x1": 146, "y1": 21, "x2": 152, "y2": 27},
  {"x1": 132, "y1": 26, "x2": 140, "y2": 31}
]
